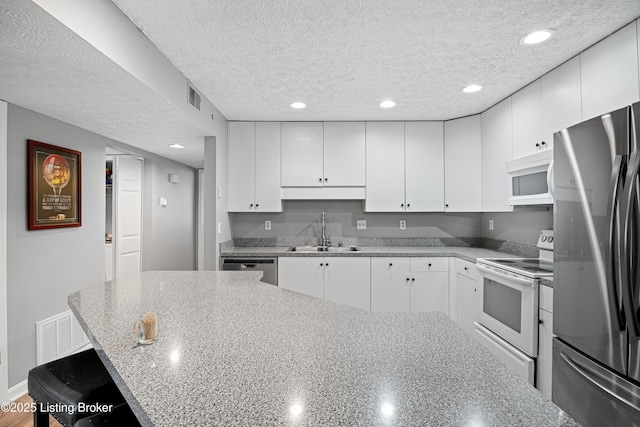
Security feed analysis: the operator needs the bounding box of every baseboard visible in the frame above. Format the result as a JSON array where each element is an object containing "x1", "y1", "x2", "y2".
[{"x1": 7, "y1": 379, "x2": 27, "y2": 403}]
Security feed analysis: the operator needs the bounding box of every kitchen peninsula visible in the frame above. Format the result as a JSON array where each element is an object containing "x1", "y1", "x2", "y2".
[{"x1": 68, "y1": 271, "x2": 576, "y2": 426}]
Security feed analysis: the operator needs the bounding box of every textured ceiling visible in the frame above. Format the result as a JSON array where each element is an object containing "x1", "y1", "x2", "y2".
[
  {"x1": 0, "y1": 0, "x2": 209, "y2": 168},
  {"x1": 113, "y1": 0, "x2": 640, "y2": 121}
]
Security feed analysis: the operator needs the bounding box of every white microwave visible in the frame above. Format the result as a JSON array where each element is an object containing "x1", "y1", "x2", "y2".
[{"x1": 505, "y1": 150, "x2": 554, "y2": 206}]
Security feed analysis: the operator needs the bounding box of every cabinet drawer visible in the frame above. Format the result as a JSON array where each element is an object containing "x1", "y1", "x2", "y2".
[
  {"x1": 410, "y1": 257, "x2": 448, "y2": 272},
  {"x1": 539, "y1": 284, "x2": 553, "y2": 313},
  {"x1": 455, "y1": 258, "x2": 479, "y2": 280}
]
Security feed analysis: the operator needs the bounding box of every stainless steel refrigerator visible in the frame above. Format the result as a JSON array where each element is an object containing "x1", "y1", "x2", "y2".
[{"x1": 553, "y1": 103, "x2": 640, "y2": 426}]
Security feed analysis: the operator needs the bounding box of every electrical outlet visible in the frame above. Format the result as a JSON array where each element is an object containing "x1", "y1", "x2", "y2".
[
  {"x1": 217, "y1": 186, "x2": 222, "y2": 199},
  {"x1": 400, "y1": 220, "x2": 406, "y2": 230},
  {"x1": 489, "y1": 219, "x2": 494, "y2": 231},
  {"x1": 265, "y1": 220, "x2": 271, "y2": 230},
  {"x1": 357, "y1": 220, "x2": 367, "y2": 230}
]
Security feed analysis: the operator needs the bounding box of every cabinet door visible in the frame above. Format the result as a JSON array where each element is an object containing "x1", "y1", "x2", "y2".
[
  {"x1": 405, "y1": 122, "x2": 444, "y2": 211},
  {"x1": 444, "y1": 116, "x2": 482, "y2": 212},
  {"x1": 581, "y1": 23, "x2": 640, "y2": 121},
  {"x1": 365, "y1": 122, "x2": 406, "y2": 212},
  {"x1": 481, "y1": 98, "x2": 513, "y2": 212},
  {"x1": 254, "y1": 122, "x2": 282, "y2": 212},
  {"x1": 371, "y1": 258, "x2": 411, "y2": 311},
  {"x1": 278, "y1": 257, "x2": 324, "y2": 299},
  {"x1": 537, "y1": 308, "x2": 554, "y2": 399},
  {"x1": 281, "y1": 122, "x2": 324, "y2": 187},
  {"x1": 324, "y1": 257, "x2": 371, "y2": 311},
  {"x1": 456, "y1": 273, "x2": 477, "y2": 335},
  {"x1": 228, "y1": 122, "x2": 255, "y2": 212},
  {"x1": 541, "y1": 57, "x2": 582, "y2": 149},
  {"x1": 410, "y1": 272, "x2": 449, "y2": 314},
  {"x1": 512, "y1": 80, "x2": 544, "y2": 159},
  {"x1": 323, "y1": 122, "x2": 365, "y2": 187}
]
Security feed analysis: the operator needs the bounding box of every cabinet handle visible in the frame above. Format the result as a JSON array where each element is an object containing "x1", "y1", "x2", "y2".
[
  {"x1": 464, "y1": 267, "x2": 468, "y2": 271},
  {"x1": 325, "y1": 263, "x2": 329, "y2": 267},
  {"x1": 445, "y1": 204, "x2": 449, "y2": 208},
  {"x1": 255, "y1": 204, "x2": 259, "y2": 208},
  {"x1": 389, "y1": 263, "x2": 393, "y2": 267},
  {"x1": 539, "y1": 319, "x2": 544, "y2": 325},
  {"x1": 541, "y1": 141, "x2": 547, "y2": 146},
  {"x1": 250, "y1": 204, "x2": 253, "y2": 207},
  {"x1": 320, "y1": 263, "x2": 324, "y2": 266},
  {"x1": 318, "y1": 178, "x2": 322, "y2": 182},
  {"x1": 536, "y1": 143, "x2": 541, "y2": 148},
  {"x1": 428, "y1": 263, "x2": 432, "y2": 267},
  {"x1": 411, "y1": 278, "x2": 415, "y2": 282},
  {"x1": 401, "y1": 203, "x2": 404, "y2": 208},
  {"x1": 406, "y1": 277, "x2": 410, "y2": 281},
  {"x1": 324, "y1": 178, "x2": 328, "y2": 182},
  {"x1": 407, "y1": 203, "x2": 410, "y2": 208}
]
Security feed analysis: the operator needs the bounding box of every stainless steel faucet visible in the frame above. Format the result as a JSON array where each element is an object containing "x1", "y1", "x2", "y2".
[{"x1": 319, "y1": 211, "x2": 330, "y2": 248}]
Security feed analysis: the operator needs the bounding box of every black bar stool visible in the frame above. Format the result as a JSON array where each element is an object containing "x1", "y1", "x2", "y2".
[
  {"x1": 28, "y1": 349, "x2": 125, "y2": 426},
  {"x1": 73, "y1": 402, "x2": 140, "y2": 426}
]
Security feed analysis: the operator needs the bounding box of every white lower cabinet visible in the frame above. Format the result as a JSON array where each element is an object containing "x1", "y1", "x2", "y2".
[
  {"x1": 278, "y1": 257, "x2": 371, "y2": 310},
  {"x1": 371, "y1": 257, "x2": 449, "y2": 314},
  {"x1": 537, "y1": 285, "x2": 554, "y2": 399},
  {"x1": 452, "y1": 258, "x2": 479, "y2": 336}
]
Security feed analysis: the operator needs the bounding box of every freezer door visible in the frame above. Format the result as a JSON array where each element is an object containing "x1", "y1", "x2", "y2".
[
  {"x1": 553, "y1": 107, "x2": 628, "y2": 376},
  {"x1": 553, "y1": 338, "x2": 640, "y2": 427}
]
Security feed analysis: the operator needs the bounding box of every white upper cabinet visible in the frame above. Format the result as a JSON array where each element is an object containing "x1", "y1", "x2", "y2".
[
  {"x1": 481, "y1": 98, "x2": 513, "y2": 212},
  {"x1": 581, "y1": 23, "x2": 640, "y2": 120},
  {"x1": 254, "y1": 122, "x2": 283, "y2": 211},
  {"x1": 405, "y1": 122, "x2": 445, "y2": 211},
  {"x1": 228, "y1": 122, "x2": 282, "y2": 212},
  {"x1": 323, "y1": 122, "x2": 366, "y2": 187},
  {"x1": 540, "y1": 57, "x2": 582, "y2": 149},
  {"x1": 281, "y1": 122, "x2": 324, "y2": 187},
  {"x1": 444, "y1": 115, "x2": 482, "y2": 212},
  {"x1": 365, "y1": 122, "x2": 406, "y2": 212},
  {"x1": 512, "y1": 80, "x2": 546, "y2": 158}
]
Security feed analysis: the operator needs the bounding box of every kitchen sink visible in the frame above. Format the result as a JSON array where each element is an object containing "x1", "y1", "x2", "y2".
[{"x1": 288, "y1": 245, "x2": 360, "y2": 253}]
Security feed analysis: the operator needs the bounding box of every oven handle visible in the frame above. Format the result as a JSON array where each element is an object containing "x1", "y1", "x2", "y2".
[{"x1": 476, "y1": 263, "x2": 536, "y2": 288}]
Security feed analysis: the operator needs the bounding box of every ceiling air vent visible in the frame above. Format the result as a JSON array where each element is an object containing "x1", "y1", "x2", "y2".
[{"x1": 187, "y1": 83, "x2": 201, "y2": 112}]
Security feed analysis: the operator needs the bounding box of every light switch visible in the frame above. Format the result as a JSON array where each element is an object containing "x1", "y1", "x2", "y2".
[
  {"x1": 265, "y1": 220, "x2": 271, "y2": 230},
  {"x1": 159, "y1": 197, "x2": 168, "y2": 207},
  {"x1": 217, "y1": 186, "x2": 222, "y2": 199},
  {"x1": 217, "y1": 222, "x2": 221, "y2": 234}
]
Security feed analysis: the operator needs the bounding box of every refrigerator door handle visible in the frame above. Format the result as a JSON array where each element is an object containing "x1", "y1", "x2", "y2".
[
  {"x1": 621, "y1": 150, "x2": 640, "y2": 337},
  {"x1": 605, "y1": 154, "x2": 625, "y2": 331},
  {"x1": 559, "y1": 351, "x2": 640, "y2": 415}
]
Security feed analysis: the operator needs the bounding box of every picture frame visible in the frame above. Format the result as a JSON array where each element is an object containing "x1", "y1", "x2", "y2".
[{"x1": 28, "y1": 139, "x2": 82, "y2": 230}]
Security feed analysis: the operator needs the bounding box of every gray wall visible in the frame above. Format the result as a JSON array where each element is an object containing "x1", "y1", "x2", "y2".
[
  {"x1": 481, "y1": 208, "x2": 553, "y2": 246},
  {"x1": 7, "y1": 105, "x2": 106, "y2": 387},
  {"x1": 232, "y1": 200, "x2": 482, "y2": 240},
  {"x1": 142, "y1": 156, "x2": 197, "y2": 270},
  {"x1": 231, "y1": 201, "x2": 553, "y2": 247}
]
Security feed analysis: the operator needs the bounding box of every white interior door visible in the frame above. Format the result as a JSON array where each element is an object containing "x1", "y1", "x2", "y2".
[
  {"x1": 114, "y1": 156, "x2": 143, "y2": 278},
  {"x1": 0, "y1": 100, "x2": 8, "y2": 403}
]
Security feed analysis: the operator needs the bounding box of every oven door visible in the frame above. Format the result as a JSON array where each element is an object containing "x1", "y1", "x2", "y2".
[{"x1": 476, "y1": 263, "x2": 539, "y2": 357}]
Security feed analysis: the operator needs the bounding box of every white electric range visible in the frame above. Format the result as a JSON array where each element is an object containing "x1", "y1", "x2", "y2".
[{"x1": 474, "y1": 230, "x2": 554, "y2": 385}]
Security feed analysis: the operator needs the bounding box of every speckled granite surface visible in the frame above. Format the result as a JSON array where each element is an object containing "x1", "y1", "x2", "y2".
[
  {"x1": 220, "y1": 245, "x2": 520, "y2": 263},
  {"x1": 69, "y1": 271, "x2": 576, "y2": 427}
]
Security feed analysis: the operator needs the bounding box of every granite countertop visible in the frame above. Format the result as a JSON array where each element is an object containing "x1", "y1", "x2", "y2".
[
  {"x1": 220, "y1": 245, "x2": 520, "y2": 263},
  {"x1": 69, "y1": 271, "x2": 575, "y2": 426}
]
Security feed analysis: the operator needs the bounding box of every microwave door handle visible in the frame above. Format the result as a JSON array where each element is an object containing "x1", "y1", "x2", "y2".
[
  {"x1": 605, "y1": 154, "x2": 625, "y2": 331},
  {"x1": 621, "y1": 151, "x2": 640, "y2": 337},
  {"x1": 547, "y1": 159, "x2": 555, "y2": 199}
]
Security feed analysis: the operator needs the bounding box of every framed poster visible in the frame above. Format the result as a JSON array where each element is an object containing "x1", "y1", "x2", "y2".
[{"x1": 28, "y1": 139, "x2": 81, "y2": 230}]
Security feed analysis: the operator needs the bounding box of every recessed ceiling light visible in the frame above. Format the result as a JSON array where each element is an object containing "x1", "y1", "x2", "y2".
[
  {"x1": 519, "y1": 29, "x2": 556, "y2": 46},
  {"x1": 461, "y1": 84, "x2": 483, "y2": 93},
  {"x1": 290, "y1": 102, "x2": 306, "y2": 109},
  {"x1": 169, "y1": 144, "x2": 185, "y2": 149},
  {"x1": 380, "y1": 100, "x2": 396, "y2": 108}
]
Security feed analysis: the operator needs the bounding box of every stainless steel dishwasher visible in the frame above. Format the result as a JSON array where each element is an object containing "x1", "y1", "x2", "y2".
[{"x1": 221, "y1": 258, "x2": 278, "y2": 285}]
